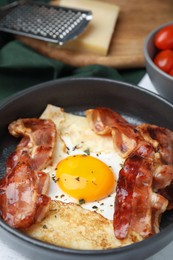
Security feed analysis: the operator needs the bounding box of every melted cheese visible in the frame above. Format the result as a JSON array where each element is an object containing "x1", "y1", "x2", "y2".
[{"x1": 56, "y1": 0, "x2": 120, "y2": 55}]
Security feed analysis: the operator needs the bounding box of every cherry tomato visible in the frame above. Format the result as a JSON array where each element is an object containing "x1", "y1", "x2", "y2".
[
  {"x1": 154, "y1": 50, "x2": 173, "y2": 73},
  {"x1": 169, "y1": 69, "x2": 173, "y2": 76},
  {"x1": 154, "y1": 25, "x2": 173, "y2": 50}
]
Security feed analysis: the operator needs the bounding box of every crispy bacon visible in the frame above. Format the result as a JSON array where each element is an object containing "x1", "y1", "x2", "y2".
[
  {"x1": 151, "y1": 192, "x2": 168, "y2": 233},
  {"x1": 9, "y1": 118, "x2": 56, "y2": 170},
  {"x1": 137, "y1": 124, "x2": 173, "y2": 164},
  {"x1": 138, "y1": 124, "x2": 173, "y2": 209},
  {"x1": 86, "y1": 108, "x2": 139, "y2": 158},
  {"x1": 153, "y1": 165, "x2": 173, "y2": 191},
  {"x1": 87, "y1": 107, "x2": 173, "y2": 241},
  {"x1": 0, "y1": 118, "x2": 56, "y2": 228},
  {"x1": 113, "y1": 142, "x2": 168, "y2": 240}
]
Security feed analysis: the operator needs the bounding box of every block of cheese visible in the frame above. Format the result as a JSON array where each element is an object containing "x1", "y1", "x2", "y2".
[{"x1": 57, "y1": 0, "x2": 120, "y2": 56}]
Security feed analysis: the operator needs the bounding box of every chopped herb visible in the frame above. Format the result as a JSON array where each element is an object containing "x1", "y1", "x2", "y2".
[
  {"x1": 42, "y1": 224, "x2": 48, "y2": 229},
  {"x1": 60, "y1": 194, "x2": 65, "y2": 198},
  {"x1": 92, "y1": 205, "x2": 98, "y2": 209},
  {"x1": 52, "y1": 176, "x2": 60, "y2": 183},
  {"x1": 75, "y1": 177, "x2": 80, "y2": 181},
  {"x1": 55, "y1": 195, "x2": 59, "y2": 198},
  {"x1": 73, "y1": 145, "x2": 78, "y2": 151},
  {"x1": 79, "y1": 198, "x2": 85, "y2": 204},
  {"x1": 84, "y1": 148, "x2": 90, "y2": 155},
  {"x1": 120, "y1": 163, "x2": 124, "y2": 168},
  {"x1": 54, "y1": 215, "x2": 57, "y2": 218},
  {"x1": 100, "y1": 203, "x2": 104, "y2": 206},
  {"x1": 66, "y1": 146, "x2": 70, "y2": 154},
  {"x1": 92, "y1": 181, "x2": 97, "y2": 185}
]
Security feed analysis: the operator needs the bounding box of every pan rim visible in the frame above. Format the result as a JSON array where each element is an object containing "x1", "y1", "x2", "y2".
[{"x1": 0, "y1": 77, "x2": 172, "y2": 110}]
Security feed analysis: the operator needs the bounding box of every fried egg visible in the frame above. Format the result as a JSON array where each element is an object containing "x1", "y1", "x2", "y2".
[{"x1": 41, "y1": 105, "x2": 124, "y2": 220}]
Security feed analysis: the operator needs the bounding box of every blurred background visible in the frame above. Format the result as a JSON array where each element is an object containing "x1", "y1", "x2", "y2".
[{"x1": 0, "y1": 0, "x2": 172, "y2": 101}]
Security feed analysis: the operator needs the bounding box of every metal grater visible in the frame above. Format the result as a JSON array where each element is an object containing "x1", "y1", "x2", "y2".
[{"x1": 0, "y1": 1, "x2": 92, "y2": 45}]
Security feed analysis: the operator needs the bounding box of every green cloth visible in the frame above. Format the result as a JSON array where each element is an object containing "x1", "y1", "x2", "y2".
[
  {"x1": 0, "y1": 1, "x2": 146, "y2": 102},
  {"x1": 0, "y1": 40, "x2": 145, "y2": 102}
]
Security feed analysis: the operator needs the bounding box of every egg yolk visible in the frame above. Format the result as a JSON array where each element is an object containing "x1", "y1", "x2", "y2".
[{"x1": 55, "y1": 155, "x2": 115, "y2": 202}]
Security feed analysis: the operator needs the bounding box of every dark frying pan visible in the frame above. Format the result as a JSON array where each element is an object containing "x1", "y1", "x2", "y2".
[{"x1": 0, "y1": 78, "x2": 173, "y2": 260}]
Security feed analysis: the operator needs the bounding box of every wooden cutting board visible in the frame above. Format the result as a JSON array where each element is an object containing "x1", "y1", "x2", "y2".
[{"x1": 18, "y1": 0, "x2": 173, "y2": 69}]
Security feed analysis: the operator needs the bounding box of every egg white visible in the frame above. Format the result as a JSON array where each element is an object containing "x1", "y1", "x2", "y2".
[{"x1": 41, "y1": 105, "x2": 124, "y2": 220}]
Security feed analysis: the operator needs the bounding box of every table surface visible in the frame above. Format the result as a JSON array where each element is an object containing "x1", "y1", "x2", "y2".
[{"x1": 0, "y1": 74, "x2": 173, "y2": 260}]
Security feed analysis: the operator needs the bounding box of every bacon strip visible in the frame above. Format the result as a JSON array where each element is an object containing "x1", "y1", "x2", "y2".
[
  {"x1": 87, "y1": 107, "x2": 172, "y2": 241},
  {"x1": 8, "y1": 118, "x2": 56, "y2": 170},
  {"x1": 0, "y1": 118, "x2": 56, "y2": 228},
  {"x1": 137, "y1": 124, "x2": 173, "y2": 209},
  {"x1": 113, "y1": 142, "x2": 168, "y2": 240},
  {"x1": 86, "y1": 108, "x2": 139, "y2": 158},
  {"x1": 113, "y1": 143, "x2": 153, "y2": 239},
  {"x1": 137, "y1": 124, "x2": 173, "y2": 164}
]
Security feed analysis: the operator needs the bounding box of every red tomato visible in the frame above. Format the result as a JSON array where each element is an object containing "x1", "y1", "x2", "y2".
[
  {"x1": 169, "y1": 69, "x2": 173, "y2": 76},
  {"x1": 154, "y1": 50, "x2": 173, "y2": 73},
  {"x1": 154, "y1": 25, "x2": 173, "y2": 50}
]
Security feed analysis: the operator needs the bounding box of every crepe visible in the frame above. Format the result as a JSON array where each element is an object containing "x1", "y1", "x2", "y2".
[{"x1": 23, "y1": 200, "x2": 133, "y2": 250}]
